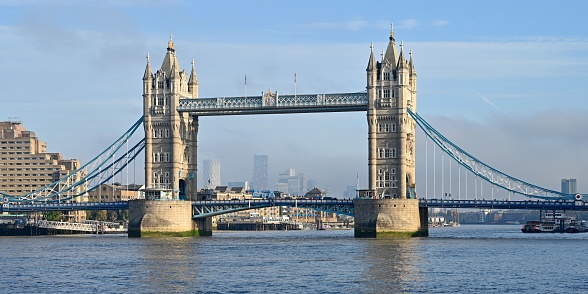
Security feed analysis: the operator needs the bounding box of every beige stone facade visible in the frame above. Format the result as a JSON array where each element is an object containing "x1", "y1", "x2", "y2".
[
  {"x1": 366, "y1": 27, "x2": 417, "y2": 199},
  {"x1": 142, "y1": 37, "x2": 199, "y2": 201},
  {"x1": 0, "y1": 120, "x2": 86, "y2": 221},
  {"x1": 0, "y1": 121, "x2": 84, "y2": 197}
]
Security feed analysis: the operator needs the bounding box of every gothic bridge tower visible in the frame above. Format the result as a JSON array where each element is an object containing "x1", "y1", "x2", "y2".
[
  {"x1": 355, "y1": 27, "x2": 428, "y2": 238},
  {"x1": 142, "y1": 37, "x2": 199, "y2": 201},
  {"x1": 129, "y1": 37, "x2": 209, "y2": 237}
]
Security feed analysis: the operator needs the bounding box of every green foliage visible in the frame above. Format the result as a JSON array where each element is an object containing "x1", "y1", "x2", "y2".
[
  {"x1": 45, "y1": 211, "x2": 62, "y2": 221},
  {"x1": 87, "y1": 210, "x2": 108, "y2": 221}
]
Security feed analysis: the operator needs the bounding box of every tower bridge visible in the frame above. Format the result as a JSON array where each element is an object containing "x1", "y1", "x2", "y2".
[
  {"x1": 132, "y1": 27, "x2": 422, "y2": 238},
  {"x1": 3, "y1": 27, "x2": 583, "y2": 237}
]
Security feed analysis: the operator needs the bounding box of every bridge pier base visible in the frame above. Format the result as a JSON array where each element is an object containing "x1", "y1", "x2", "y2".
[
  {"x1": 354, "y1": 199, "x2": 428, "y2": 238},
  {"x1": 128, "y1": 199, "x2": 211, "y2": 237}
]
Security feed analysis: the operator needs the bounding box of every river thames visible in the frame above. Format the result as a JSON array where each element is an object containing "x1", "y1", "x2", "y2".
[{"x1": 2, "y1": 225, "x2": 587, "y2": 293}]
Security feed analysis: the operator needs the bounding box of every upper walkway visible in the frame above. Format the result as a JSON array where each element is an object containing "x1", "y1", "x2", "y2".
[{"x1": 177, "y1": 92, "x2": 368, "y2": 115}]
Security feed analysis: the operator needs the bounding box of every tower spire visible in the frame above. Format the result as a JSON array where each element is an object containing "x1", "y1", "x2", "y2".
[
  {"x1": 143, "y1": 52, "x2": 152, "y2": 80},
  {"x1": 390, "y1": 23, "x2": 395, "y2": 40},
  {"x1": 383, "y1": 23, "x2": 398, "y2": 68},
  {"x1": 367, "y1": 42, "x2": 376, "y2": 71},
  {"x1": 188, "y1": 59, "x2": 199, "y2": 98},
  {"x1": 167, "y1": 34, "x2": 175, "y2": 52}
]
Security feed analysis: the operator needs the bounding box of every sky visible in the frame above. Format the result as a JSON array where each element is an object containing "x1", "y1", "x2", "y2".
[{"x1": 1, "y1": 0, "x2": 587, "y2": 198}]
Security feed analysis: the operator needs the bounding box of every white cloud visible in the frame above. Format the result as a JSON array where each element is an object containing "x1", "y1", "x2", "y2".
[
  {"x1": 399, "y1": 19, "x2": 419, "y2": 29},
  {"x1": 431, "y1": 19, "x2": 450, "y2": 27}
]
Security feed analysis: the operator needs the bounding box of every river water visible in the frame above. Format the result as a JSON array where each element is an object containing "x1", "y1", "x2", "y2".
[{"x1": 2, "y1": 225, "x2": 587, "y2": 293}]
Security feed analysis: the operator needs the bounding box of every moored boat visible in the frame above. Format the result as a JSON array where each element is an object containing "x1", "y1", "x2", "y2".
[{"x1": 521, "y1": 212, "x2": 587, "y2": 233}]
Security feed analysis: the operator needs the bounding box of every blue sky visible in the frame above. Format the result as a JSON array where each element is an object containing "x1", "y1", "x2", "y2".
[{"x1": 1, "y1": 0, "x2": 587, "y2": 197}]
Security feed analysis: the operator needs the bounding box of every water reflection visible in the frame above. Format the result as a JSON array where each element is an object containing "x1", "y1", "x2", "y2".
[
  {"x1": 135, "y1": 238, "x2": 203, "y2": 292},
  {"x1": 360, "y1": 239, "x2": 423, "y2": 293}
]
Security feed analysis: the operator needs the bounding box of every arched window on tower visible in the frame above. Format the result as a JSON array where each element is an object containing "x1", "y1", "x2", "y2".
[{"x1": 383, "y1": 171, "x2": 390, "y2": 187}]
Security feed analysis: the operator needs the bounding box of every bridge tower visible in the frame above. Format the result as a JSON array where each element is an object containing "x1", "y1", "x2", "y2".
[
  {"x1": 355, "y1": 26, "x2": 428, "y2": 237},
  {"x1": 129, "y1": 36, "x2": 210, "y2": 237}
]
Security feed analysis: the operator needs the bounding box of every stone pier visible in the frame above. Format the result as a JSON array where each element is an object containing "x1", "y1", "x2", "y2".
[
  {"x1": 354, "y1": 199, "x2": 428, "y2": 238},
  {"x1": 128, "y1": 199, "x2": 211, "y2": 237}
]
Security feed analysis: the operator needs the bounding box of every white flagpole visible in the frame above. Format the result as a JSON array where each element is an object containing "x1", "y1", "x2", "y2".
[
  {"x1": 294, "y1": 72, "x2": 297, "y2": 98},
  {"x1": 245, "y1": 74, "x2": 247, "y2": 98}
]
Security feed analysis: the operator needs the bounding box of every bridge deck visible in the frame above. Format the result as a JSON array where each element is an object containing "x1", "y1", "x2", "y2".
[{"x1": 177, "y1": 92, "x2": 368, "y2": 115}]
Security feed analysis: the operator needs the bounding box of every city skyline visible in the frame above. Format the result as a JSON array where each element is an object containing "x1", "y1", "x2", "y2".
[{"x1": 1, "y1": 1, "x2": 587, "y2": 197}]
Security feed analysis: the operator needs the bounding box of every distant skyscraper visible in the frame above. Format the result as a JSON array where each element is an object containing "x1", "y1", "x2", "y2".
[
  {"x1": 344, "y1": 185, "x2": 358, "y2": 199},
  {"x1": 202, "y1": 159, "x2": 221, "y2": 188},
  {"x1": 561, "y1": 179, "x2": 577, "y2": 194},
  {"x1": 252, "y1": 155, "x2": 268, "y2": 190}
]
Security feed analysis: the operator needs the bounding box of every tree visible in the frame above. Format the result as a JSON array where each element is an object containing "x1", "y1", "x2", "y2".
[
  {"x1": 87, "y1": 210, "x2": 107, "y2": 221},
  {"x1": 45, "y1": 211, "x2": 62, "y2": 221}
]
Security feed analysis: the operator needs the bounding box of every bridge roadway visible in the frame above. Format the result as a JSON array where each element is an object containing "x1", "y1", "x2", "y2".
[{"x1": 3, "y1": 199, "x2": 588, "y2": 215}]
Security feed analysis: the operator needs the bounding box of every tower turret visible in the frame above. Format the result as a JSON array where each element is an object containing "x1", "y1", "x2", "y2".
[
  {"x1": 366, "y1": 42, "x2": 378, "y2": 192},
  {"x1": 366, "y1": 25, "x2": 417, "y2": 200},
  {"x1": 188, "y1": 59, "x2": 199, "y2": 98},
  {"x1": 142, "y1": 36, "x2": 199, "y2": 202}
]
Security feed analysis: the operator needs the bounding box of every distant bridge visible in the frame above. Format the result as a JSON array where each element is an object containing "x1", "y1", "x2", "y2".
[{"x1": 4, "y1": 199, "x2": 588, "y2": 215}]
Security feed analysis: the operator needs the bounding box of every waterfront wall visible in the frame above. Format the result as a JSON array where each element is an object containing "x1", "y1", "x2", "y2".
[
  {"x1": 128, "y1": 199, "x2": 211, "y2": 237},
  {"x1": 354, "y1": 198, "x2": 428, "y2": 238}
]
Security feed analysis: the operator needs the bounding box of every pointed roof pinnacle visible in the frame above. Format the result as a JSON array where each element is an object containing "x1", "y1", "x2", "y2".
[
  {"x1": 389, "y1": 22, "x2": 395, "y2": 40},
  {"x1": 167, "y1": 34, "x2": 175, "y2": 52},
  {"x1": 143, "y1": 53, "x2": 153, "y2": 80},
  {"x1": 367, "y1": 42, "x2": 376, "y2": 71},
  {"x1": 189, "y1": 58, "x2": 198, "y2": 84}
]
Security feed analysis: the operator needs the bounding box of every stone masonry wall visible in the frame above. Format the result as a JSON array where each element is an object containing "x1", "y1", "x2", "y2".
[{"x1": 354, "y1": 198, "x2": 428, "y2": 237}]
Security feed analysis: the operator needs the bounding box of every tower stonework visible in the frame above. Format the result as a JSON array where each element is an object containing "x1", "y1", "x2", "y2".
[
  {"x1": 129, "y1": 37, "x2": 210, "y2": 237},
  {"x1": 142, "y1": 37, "x2": 199, "y2": 201},
  {"x1": 355, "y1": 27, "x2": 428, "y2": 238}
]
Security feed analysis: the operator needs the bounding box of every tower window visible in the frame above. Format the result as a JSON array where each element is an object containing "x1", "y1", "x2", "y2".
[
  {"x1": 383, "y1": 72, "x2": 390, "y2": 80},
  {"x1": 383, "y1": 89, "x2": 390, "y2": 98}
]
